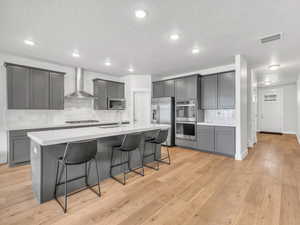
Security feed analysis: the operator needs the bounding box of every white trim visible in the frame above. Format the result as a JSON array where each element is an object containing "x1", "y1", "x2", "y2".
[
  {"x1": 235, "y1": 148, "x2": 248, "y2": 160},
  {"x1": 131, "y1": 89, "x2": 151, "y2": 124},
  {"x1": 153, "y1": 64, "x2": 235, "y2": 81},
  {"x1": 283, "y1": 131, "x2": 296, "y2": 135},
  {"x1": 297, "y1": 135, "x2": 300, "y2": 144}
]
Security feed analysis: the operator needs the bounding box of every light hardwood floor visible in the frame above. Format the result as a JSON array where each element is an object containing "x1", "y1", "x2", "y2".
[{"x1": 1, "y1": 133, "x2": 300, "y2": 225}]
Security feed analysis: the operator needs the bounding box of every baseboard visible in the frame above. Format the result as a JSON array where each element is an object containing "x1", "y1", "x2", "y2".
[
  {"x1": 297, "y1": 135, "x2": 300, "y2": 144},
  {"x1": 235, "y1": 148, "x2": 248, "y2": 160},
  {"x1": 282, "y1": 131, "x2": 296, "y2": 135}
]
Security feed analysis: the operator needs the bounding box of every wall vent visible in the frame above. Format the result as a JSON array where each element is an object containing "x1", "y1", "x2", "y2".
[{"x1": 260, "y1": 33, "x2": 282, "y2": 44}]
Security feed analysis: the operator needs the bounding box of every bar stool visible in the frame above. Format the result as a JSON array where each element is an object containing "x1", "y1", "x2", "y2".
[
  {"x1": 143, "y1": 129, "x2": 171, "y2": 171},
  {"x1": 110, "y1": 133, "x2": 144, "y2": 185},
  {"x1": 54, "y1": 140, "x2": 101, "y2": 213}
]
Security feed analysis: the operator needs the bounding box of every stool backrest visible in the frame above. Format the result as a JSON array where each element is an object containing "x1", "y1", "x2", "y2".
[
  {"x1": 154, "y1": 129, "x2": 169, "y2": 144},
  {"x1": 120, "y1": 133, "x2": 142, "y2": 151},
  {"x1": 63, "y1": 140, "x2": 98, "y2": 164}
]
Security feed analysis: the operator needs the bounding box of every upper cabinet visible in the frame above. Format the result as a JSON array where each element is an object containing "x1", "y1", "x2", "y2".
[
  {"x1": 152, "y1": 80, "x2": 174, "y2": 98},
  {"x1": 217, "y1": 71, "x2": 235, "y2": 109},
  {"x1": 200, "y1": 71, "x2": 235, "y2": 109},
  {"x1": 30, "y1": 69, "x2": 50, "y2": 109},
  {"x1": 107, "y1": 81, "x2": 125, "y2": 99},
  {"x1": 7, "y1": 65, "x2": 31, "y2": 109},
  {"x1": 93, "y1": 79, "x2": 108, "y2": 110},
  {"x1": 93, "y1": 79, "x2": 125, "y2": 110},
  {"x1": 49, "y1": 72, "x2": 65, "y2": 110},
  {"x1": 175, "y1": 75, "x2": 198, "y2": 100},
  {"x1": 6, "y1": 64, "x2": 65, "y2": 110},
  {"x1": 200, "y1": 75, "x2": 218, "y2": 109}
]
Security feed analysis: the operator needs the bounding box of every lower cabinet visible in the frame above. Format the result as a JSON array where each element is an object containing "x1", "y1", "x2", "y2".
[
  {"x1": 196, "y1": 125, "x2": 235, "y2": 157},
  {"x1": 214, "y1": 126, "x2": 235, "y2": 156},
  {"x1": 197, "y1": 125, "x2": 215, "y2": 152},
  {"x1": 9, "y1": 135, "x2": 31, "y2": 165}
]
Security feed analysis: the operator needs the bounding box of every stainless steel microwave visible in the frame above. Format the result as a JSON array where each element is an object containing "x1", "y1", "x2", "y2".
[{"x1": 108, "y1": 98, "x2": 126, "y2": 110}]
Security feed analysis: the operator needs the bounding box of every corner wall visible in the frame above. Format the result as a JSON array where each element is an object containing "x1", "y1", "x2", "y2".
[
  {"x1": 297, "y1": 76, "x2": 300, "y2": 143},
  {"x1": 235, "y1": 55, "x2": 248, "y2": 160}
]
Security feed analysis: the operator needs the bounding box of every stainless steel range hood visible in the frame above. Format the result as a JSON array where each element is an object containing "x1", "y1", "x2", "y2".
[{"x1": 65, "y1": 67, "x2": 95, "y2": 99}]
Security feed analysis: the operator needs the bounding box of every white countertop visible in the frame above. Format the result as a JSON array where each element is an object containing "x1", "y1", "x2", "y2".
[
  {"x1": 27, "y1": 124, "x2": 170, "y2": 146},
  {"x1": 197, "y1": 122, "x2": 236, "y2": 127},
  {"x1": 6, "y1": 121, "x2": 130, "y2": 131}
]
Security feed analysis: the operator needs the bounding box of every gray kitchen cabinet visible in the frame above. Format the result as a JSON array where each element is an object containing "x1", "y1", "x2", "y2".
[
  {"x1": 152, "y1": 80, "x2": 175, "y2": 98},
  {"x1": 201, "y1": 75, "x2": 218, "y2": 109},
  {"x1": 7, "y1": 65, "x2": 31, "y2": 109},
  {"x1": 175, "y1": 75, "x2": 198, "y2": 100},
  {"x1": 6, "y1": 63, "x2": 65, "y2": 110},
  {"x1": 218, "y1": 71, "x2": 235, "y2": 109},
  {"x1": 152, "y1": 81, "x2": 164, "y2": 98},
  {"x1": 9, "y1": 133, "x2": 31, "y2": 166},
  {"x1": 94, "y1": 79, "x2": 108, "y2": 110},
  {"x1": 30, "y1": 69, "x2": 50, "y2": 109},
  {"x1": 214, "y1": 126, "x2": 235, "y2": 157},
  {"x1": 49, "y1": 72, "x2": 65, "y2": 110},
  {"x1": 197, "y1": 125, "x2": 215, "y2": 152},
  {"x1": 164, "y1": 80, "x2": 175, "y2": 97},
  {"x1": 107, "y1": 81, "x2": 125, "y2": 99}
]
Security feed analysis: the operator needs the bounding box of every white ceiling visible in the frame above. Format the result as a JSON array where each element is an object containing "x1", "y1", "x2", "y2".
[{"x1": 0, "y1": 0, "x2": 300, "y2": 77}]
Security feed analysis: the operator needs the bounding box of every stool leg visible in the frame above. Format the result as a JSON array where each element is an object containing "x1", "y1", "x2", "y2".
[
  {"x1": 64, "y1": 164, "x2": 68, "y2": 213},
  {"x1": 110, "y1": 150, "x2": 126, "y2": 185},
  {"x1": 94, "y1": 158, "x2": 101, "y2": 197},
  {"x1": 54, "y1": 161, "x2": 60, "y2": 199},
  {"x1": 157, "y1": 145, "x2": 171, "y2": 165}
]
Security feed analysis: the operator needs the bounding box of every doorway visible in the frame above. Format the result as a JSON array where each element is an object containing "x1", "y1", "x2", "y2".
[
  {"x1": 133, "y1": 91, "x2": 151, "y2": 126},
  {"x1": 259, "y1": 88, "x2": 283, "y2": 133}
]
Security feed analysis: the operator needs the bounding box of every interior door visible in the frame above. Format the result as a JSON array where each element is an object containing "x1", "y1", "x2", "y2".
[
  {"x1": 260, "y1": 88, "x2": 282, "y2": 133},
  {"x1": 133, "y1": 91, "x2": 151, "y2": 126}
]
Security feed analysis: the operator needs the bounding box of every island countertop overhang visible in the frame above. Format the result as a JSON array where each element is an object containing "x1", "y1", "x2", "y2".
[{"x1": 27, "y1": 124, "x2": 170, "y2": 146}]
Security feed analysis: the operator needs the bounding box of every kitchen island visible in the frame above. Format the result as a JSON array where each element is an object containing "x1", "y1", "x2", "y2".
[{"x1": 27, "y1": 123, "x2": 169, "y2": 203}]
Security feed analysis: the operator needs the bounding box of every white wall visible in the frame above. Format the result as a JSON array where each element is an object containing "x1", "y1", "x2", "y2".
[
  {"x1": 257, "y1": 83, "x2": 297, "y2": 134},
  {"x1": 297, "y1": 76, "x2": 300, "y2": 143},
  {"x1": 121, "y1": 75, "x2": 152, "y2": 124},
  {"x1": 235, "y1": 55, "x2": 248, "y2": 160},
  {"x1": 0, "y1": 52, "x2": 128, "y2": 163}
]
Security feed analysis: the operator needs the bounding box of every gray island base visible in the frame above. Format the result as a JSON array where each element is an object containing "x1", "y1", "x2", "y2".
[{"x1": 28, "y1": 124, "x2": 169, "y2": 203}]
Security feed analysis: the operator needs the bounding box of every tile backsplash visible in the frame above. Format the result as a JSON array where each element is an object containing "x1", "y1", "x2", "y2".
[
  {"x1": 5, "y1": 98, "x2": 129, "y2": 128},
  {"x1": 204, "y1": 109, "x2": 235, "y2": 124}
]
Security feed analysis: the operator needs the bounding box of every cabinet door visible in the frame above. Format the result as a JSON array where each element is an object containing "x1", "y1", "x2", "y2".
[
  {"x1": 50, "y1": 72, "x2": 64, "y2": 110},
  {"x1": 7, "y1": 65, "x2": 30, "y2": 109},
  {"x1": 10, "y1": 136, "x2": 31, "y2": 164},
  {"x1": 186, "y1": 76, "x2": 198, "y2": 99},
  {"x1": 164, "y1": 80, "x2": 175, "y2": 97},
  {"x1": 152, "y1": 81, "x2": 164, "y2": 98},
  {"x1": 218, "y1": 71, "x2": 235, "y2": 109},
  {"x1": 30, "y1": 69, "x2": 50, "y2": 109},
  {"x1": 117, "y1": 83, "x2": 125, "y2": 99},
  {"x1": 201, "y1": 75, "x2": 218, "y2": 109},
  {"x1": 215, "y1": 126, "x2": 235, "y2": 157},
  {"x1": 94, "y1": 80, "x2": 107, "y2": 110},
  {"x1": 175, "y1": 78, "x2": 185, "y2": 99},
  {"x1": 197, "y1": 125, "x2": 215, "y2": 152}
]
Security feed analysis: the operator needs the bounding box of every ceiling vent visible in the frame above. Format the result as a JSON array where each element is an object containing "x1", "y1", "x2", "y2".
[{"x1": 260, "y1": 33, "x2": 283, "y2": 44}]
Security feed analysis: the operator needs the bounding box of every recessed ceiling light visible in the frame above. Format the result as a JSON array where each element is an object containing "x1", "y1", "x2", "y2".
[
  {"x1": 24, "y1": 39, "x2": 35, "y2": 46},
  {"x1": 135, "y1": 10, "x2": 147, "y2": 19},
  {"x1": 192, "y1": 48, "x2": 200, "y2": 54},
  {"x1": 72, "y1": 50, "x2": 80, "y2": 58},
  {"x1": 128, "y1": 67, "x2": 134, "y2": 72},
  {"x1": 269, "y1": 64, "x2": 280, "y2": 71},
  {"x1": 104, "y1": 61, "x2": 111, "y2": 66},
  {"x1": 170, "y1": 34, "x2": 180, "y2": 41}
]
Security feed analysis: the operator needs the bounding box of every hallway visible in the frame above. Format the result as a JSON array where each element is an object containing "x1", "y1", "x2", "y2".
[{"x1": 0, "y1": 133, "x2": 300, "y2": 225}]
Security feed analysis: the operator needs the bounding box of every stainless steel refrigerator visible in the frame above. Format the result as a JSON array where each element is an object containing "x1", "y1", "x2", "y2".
[{"x1": 151, "y1": 97, "x2": 175, "y2": 146}]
